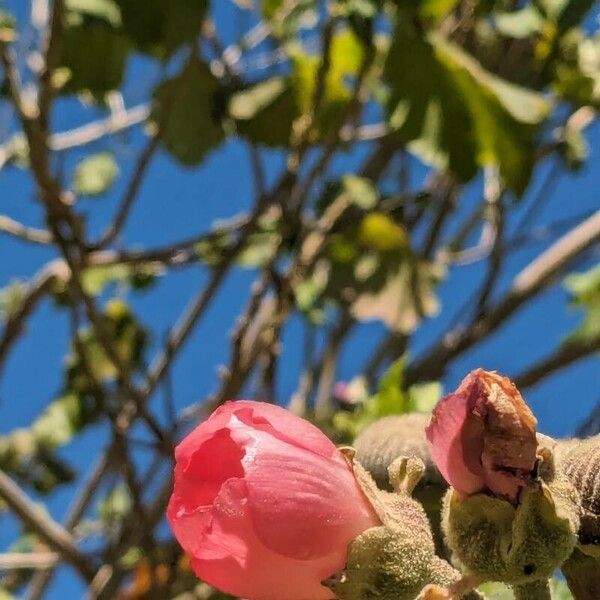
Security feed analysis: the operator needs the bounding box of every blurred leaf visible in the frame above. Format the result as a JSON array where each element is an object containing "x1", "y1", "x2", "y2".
[
  {"x1": 408, "y1": 381, "x2": 442, "y2": 413},
  {"x1": 153, "y1": 58, "x2": 225, "y2": 166},
  {"x1": 0, "y1": 279, "x2": 27, "y2": 321},
  {"x1": 234, "y1": 29, "x2": 364, "y2": 146},
  {"x1": 196, "y1": 212, "x2": 282, "y2": 269},
  {"x1": 0, "y1": 394, "x2": 83, "y2": 494},
  {"x1": 237, "y1": 232, "x2": 281, "y2": 267},
  {"x1": 342, "y1": 175, "x2": 378, "y2": 209},
  {"x1": 98, "y1": 485, "x2": 132, "y2": 524},
  {"x1": 61, "y1": 6, "x2": 130, "y2": 96},
  {"x1": 351, "y1": 258, "x2": 444, "y2": 333},
  {"x1": 115, "y1": 0, "x2": 208, "y2": 58},
  {"x1": 385, "y1": 22, "x2": 550, "y2": 194},
  {"x1": 232, "y1": 78, "x2": 297, "y2": 147},
  {"x1": 0, "y1": 8, "x2": 16, "y2": 38},
  {"x1": 374, "y1": 356, "x2": 409, "y2": 415},
  {"x1": 358, "y1": 212, "x2": 408, "y2": 251},
  {"x1": 494, "y1": 6, "x2": 544, "y2": 39},
  {"x1": 66, "y1": 0, "x2": 121, "y2": 26},
  {"x1": 419, "y1": 0, "x2": 460, "y2": 20},
  {"x1": 560, "y1": 123, "x2": 589, "y2": 170},
  {"x1": 73, "y1": 152, "x2": 119, "y2": 196},
  {"x1": 262, "y1": 0, "x2": 317, "y2": 38},
  {"x1": 332, "y1": 358, "x2": 439, "y2": 439},
  {"x1": 563, "y1": 263, "x2": 600, "y2": 345}
]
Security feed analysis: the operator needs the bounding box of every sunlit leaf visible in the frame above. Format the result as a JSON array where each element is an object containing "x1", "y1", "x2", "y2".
[
  {"x1": 385, "y1": 21, "x2": 550, "y2": 194},
  {"x1": 408, "y1": 381, "x2": 442, "y2": 413},
  {"x1": 358, "y1": 213, "x2": 408, "y2": 251},
  {"x1": 342, "y1": 175, "x2": 378, "y2": 210},
  {"x1": 351, "y1": 259, "x2": 444, "y2": 333},
  {"x1": 563, "y1": 263, "x2": 600, "y2": 345},
  {"x1": 66, "y1": 0, "x2": 121, "y2": 26},
  {"x1": 494, "y1": 6, "x2": 544, "y2": 39},
  {"x1": 234, "y1": 29, "x2": 365, "y2": 146},
  {"x1": 73, "y1": 152, "x2": 119, "y2": 196}
]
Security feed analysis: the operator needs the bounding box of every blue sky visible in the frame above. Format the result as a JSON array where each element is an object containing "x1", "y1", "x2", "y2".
[{"x1": 0, "y1": 1, "x2": 599, "y2": 597}]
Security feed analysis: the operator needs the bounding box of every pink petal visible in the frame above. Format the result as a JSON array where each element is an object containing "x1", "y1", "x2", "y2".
[
  {"x1": 231, "y1": 401, "x2": 338, "y2": 459},
  {"x1": 192, "y1": 478, "x2": 340, "y2": 600},
  {"x1": 169, "y1": 428, "x2": 245, "y2": 513},
  {"x1": 230, "y1": 426, "x2": 378, "y2": 560},
  {"x1": 426, "y1": 387, "x2": 485, "y2": 496}
]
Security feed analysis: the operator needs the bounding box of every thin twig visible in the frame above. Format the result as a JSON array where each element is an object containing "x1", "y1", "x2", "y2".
[
  {"x1": 514, "y1": 334, "x2": 600, "y2": 389},
  {"x1": 0, "y1": 469, "x2": 96, "y2": 582},
  {"x1": 0, "y1": 553, "x2": 59, "y2": 570},
  {"x1": 406, "y1": 210, "x2": 600, "y2": 384},
  {"x1": 0, "y1": 215, "x2": 53, "y2": 244}
]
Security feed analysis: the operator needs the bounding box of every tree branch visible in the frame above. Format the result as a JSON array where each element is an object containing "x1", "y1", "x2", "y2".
[
  {"x1": 0, "y1": 215, "x2": 53, "y2": 244},
  {"x1": 406, "y1": 210, "x2": 600, "y2": 384},
  {"x1": 0, "y1": 469, "x2": 96, "y2": 582},
  {"x1": 514, "y1": 334, "x2": 600, "y2": 389}
]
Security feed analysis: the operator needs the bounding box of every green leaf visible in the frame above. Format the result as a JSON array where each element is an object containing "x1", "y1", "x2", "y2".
[
  {"x1": 476, "y1": 582, "x2": 513, "y2": 600},
  {"x1": 234, "y1": 29, "x2": 365, "y2": 146},
  {"x1": 560, "y1": 123, "x2": 589, "y2": 170},
  {"x1": 494, "y1": 6, "x2": 544, "y2": 39},
  {"x1": 351, "y1": 258, "x2": 444, "y2": 333},
  {"x1": 357, "y1": 212, "x2": 408, "y2": 251},
  {"x1": 0, "y1": 394, "x2": 84, "y2": 494},
  {"x1": 0, "y1": 8, "x2": 16, "y2": 38},
  {"x1": 115, "y1": 0, "x2": 208, "y2": 58},
  {"x1": 153, "y1": 58, "x2": 225, "y2": 166},
  {"x1": 73, "y1": 152, "x2": 119, "y2": 196},
  {"x1": 385, "y1": 22, "x2": 550, "y2": 194},
  {"x1": 231, "y1": 77, "x2": 297, "y2": 147},
  {"x1": 61, "y1": 12, "x2": 129, "y2": 96},
  {"x1": 374, "y1": 356, "x2": 409, "y2": 415},
  {"x1": 66, "y1": 0, "x2": 121, "y2": 26},
  {"x1": 332, "y1": 357, "x2": 421, "y2": 439},
  {"x1": 563, "y1": 263, "x2": 600, "y2": 345},
  {"x1": 341, "y1": 175, "x2": 378, "y2": 210},
  {"x1": 419, "y1": 0, "x2": 460, "y2": 20},
  {"x1": 98, "y1": 485, "x2": 132, "y2": 524},
  {"x1": 261, "y1": 0, "x2": 317, "y2": 39},
  {"x1": 408, "y1": 381, "x2": 441, "y2": 413}
]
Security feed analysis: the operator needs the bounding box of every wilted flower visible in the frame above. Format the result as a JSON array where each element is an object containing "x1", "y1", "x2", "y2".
[
  {"x1": 425, "y1": 369, "x2": 538, "y2": 501},
  {"x1": 167, "y1": 401, "x2": 380, "y2": 600}
]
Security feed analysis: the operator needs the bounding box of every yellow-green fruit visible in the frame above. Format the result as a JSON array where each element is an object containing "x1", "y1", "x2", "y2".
[{"x1": 442, "y1": 482, "x2": 579, "y2": 585}]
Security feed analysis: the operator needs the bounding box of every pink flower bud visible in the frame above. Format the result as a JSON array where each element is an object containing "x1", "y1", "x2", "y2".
[
  {"x1": 425, "y1": 369, "x2": 538, "y2": 502},
  {"x1": 167, "y1": 401, "x2": 380, "y2": 600}
]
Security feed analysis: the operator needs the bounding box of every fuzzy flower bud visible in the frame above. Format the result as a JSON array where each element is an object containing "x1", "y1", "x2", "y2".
[
  {"x1": 167, "y1": 401, "x2": 380, "y2": 600},
  {"x1": 425, "y1": 369, "x2": 538, "y2": 502}
]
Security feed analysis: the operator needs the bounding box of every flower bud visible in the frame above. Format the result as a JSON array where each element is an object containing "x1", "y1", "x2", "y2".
[
  {"x1": 441, "y1": 458, "x2": 579, "y2": 586},
  {"x1": 426, "y1": 369, "x2": 538, "y2": 502},
  {"x1": 326, "y1": 455, "x2": 481, "y2": 600},
  {"x1": 167, "y1": 401, "x2": 380, "y2": 600}
]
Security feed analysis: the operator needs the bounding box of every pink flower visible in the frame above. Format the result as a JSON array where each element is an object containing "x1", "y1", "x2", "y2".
[
  {"x1": 425, "y1": 369, "x2": 538, "y2": 502},
  {"x1": 167, "y1": 401, "x2": 379, "y2": 600}
]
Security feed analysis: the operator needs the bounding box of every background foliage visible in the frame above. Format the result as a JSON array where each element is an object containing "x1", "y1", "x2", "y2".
[{"x1": 0, "y1": 0, "x2": 599, "y2": 597}]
